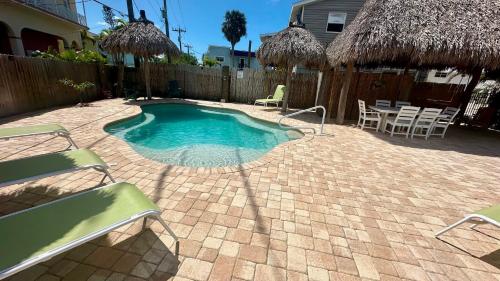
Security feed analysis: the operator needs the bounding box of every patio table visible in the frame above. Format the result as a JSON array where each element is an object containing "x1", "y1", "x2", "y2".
[
  {"x1": 368, "y1": 106, "x2": 399, "y2": 132},
  {"x1": 368, "y1": 105, "x2": 448, "y2": 132}
]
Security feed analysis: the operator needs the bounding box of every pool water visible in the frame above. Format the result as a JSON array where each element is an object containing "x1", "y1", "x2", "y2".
[{"x1": 105, "y1": 103, "x2": 302, "y2": 167}]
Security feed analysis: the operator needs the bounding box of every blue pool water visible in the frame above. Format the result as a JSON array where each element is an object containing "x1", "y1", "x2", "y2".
[{"x1": 105, "y1": 103, "x2": 302, "y2": 167}]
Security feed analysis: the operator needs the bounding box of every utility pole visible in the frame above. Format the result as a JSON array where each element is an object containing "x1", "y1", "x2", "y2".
[
  {"x1": 126, "y1": 0, "x2": 140, "y2": 67},
  {"x1": 184, "y1": 44, "x2": 193, "y2": 55},
  {"x1": 162, "y1": 0, "x2": 170, "y2": 37},
  {"x1": 172, "y1": 26, "x2": 186, "y2": 53},
  {"x1": 126, "y1": 0, "x2": 135, "y2": 22},
  {"x1": 247, "y1": 40, "x2": 252, "y2": 68}
]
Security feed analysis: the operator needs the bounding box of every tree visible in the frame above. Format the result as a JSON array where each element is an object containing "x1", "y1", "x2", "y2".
[
  {"x1": 222, "y1": 10, "x2": 247, "y2": 67},
  {"x1": 102, "y1": 5, "x2": 116, "y2": 29},
  {"x1": 203, "y1": 56, "x2": 219, "y2": 67},
  {"x1": 172, "y1": 53, "x2": 198, "y2": 65}
]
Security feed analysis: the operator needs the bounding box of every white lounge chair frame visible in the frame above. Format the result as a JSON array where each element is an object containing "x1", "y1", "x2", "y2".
[
  {"x1": 384, "y1": 106, "x2": 420, "y2": 138},
  {"x1": 0, "y1": 183, "x2": 179, "y2": 279},
  {"x1": 435, "y1": 214, "x2": 500, "y2": 237},
  {"x1": 430, "y1": 107, "x2": 460, "y2": 138},
  {"x1": 0, "y1": 150, "x2": 115, "y2": 189},
  {"x1": 376, "y1": 99, "x2": 392, "y2": 108},
  {"x1": 0, "y1": 126, "x2": 78, "y2": 149},
  {"x1": 411, "y1": 108, "x2": 442, "y2": 140},
  {"x1": 395, "y1": 101, "x2": 411, "y2": 109},
  {"x1": 357, "y1": 100, "x2": 382, "y2": 130}
]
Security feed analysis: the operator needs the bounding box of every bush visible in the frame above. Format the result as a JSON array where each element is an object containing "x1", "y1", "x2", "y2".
[{"x1": 32, "y1": 49, "x2": 106, "y2": 64}]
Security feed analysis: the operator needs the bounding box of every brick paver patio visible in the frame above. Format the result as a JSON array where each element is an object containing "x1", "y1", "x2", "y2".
[{"x1": 1, "y1": 99, "x2": 500, "y2": 281}]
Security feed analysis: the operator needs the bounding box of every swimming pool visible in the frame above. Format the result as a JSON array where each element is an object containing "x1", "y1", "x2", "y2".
[{"x1": 105, "y1": 103, "x2": 302, "y2": 167}]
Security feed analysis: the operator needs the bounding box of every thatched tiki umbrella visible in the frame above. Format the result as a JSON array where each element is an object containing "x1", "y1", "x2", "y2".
[
  {"x1": 326, "y1": 0, "x2": 500, "y2": 124},
  {"x1": 257, "y1": 24, "x2": 324, "y2": 112},
  {"x1": 101, "y1": 10, "x2": 180, "y2": 100}
]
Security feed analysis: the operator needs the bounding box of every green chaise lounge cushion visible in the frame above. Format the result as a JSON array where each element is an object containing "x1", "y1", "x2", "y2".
[
  {"x1": 255, "y1": 85, "x2": 286, "y2": 103},
  {"x1": 0, "y1": 149, "x2": 108, "y2": 188},
  {"x1": 0, "y1": 124, "x2": 68, "y2": 139},
  {"x1": 0, "y1": 182, "x2": 160, "y2": 277}
]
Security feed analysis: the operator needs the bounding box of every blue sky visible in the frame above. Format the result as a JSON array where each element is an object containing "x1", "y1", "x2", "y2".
[{"x1": 81, "y1": 0, "x2": 294, "y2": 60}]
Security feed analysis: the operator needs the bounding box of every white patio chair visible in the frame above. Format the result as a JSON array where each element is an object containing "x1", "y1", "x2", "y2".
[
  {"x1": 411, "y1": 108, "x2": 442, "y2": 140},
  {"x1": 384, "y1": 106, "x2": 420, "y2": 138},
  {"x1": 357, "y1": 100, "x2": 382, "y2": 130},
  {"x1": 376, "y1": 100, "x2": 391, "y2": 108},
  {"x1": 395, "y1": 101, "x2": 411, "y2": 109},
  {"x1": 430, "y1": 107, "x2": 460, "y2": 138}
]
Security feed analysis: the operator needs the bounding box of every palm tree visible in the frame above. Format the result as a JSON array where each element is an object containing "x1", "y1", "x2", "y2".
[{"x1": 222, "y1": 10, "x2": 247, "y2": 67}]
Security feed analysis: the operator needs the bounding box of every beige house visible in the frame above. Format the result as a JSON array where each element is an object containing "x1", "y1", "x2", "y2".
[{"x1": 0, "y1": 0, "x2": 87, "y2": 56}]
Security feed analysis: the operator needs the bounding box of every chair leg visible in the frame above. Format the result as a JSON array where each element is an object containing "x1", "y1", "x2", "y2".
[
  {"x1": 441, "y1": 127, "x2": 448, "y2": 138},
  {"x1": 376, "y1": 119, "x2": 381, "y2": 131},
  {"x1": 155, "y1": 215, "x2": 180, "y2": 256},
  {"x1": 361, "y1": 119, "x2": 366, "y2": 130},
  {"x1": 411, "y1": 126, "x2": 417, "y2": 139},
  {"x1": 435, "y1": 216, "x2": 473, "y2": 237},
  {"x1": 391, "y1": 125, "x2": 395, "y2": 137}
]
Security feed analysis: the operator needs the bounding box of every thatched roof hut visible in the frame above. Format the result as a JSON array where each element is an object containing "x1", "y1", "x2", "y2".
[
  {"x1": 100, "y1": 21, "x2": 179, "y2": 58},
  {"x1": 257, "y1": 26, "x2": 325, "y2": 68},
  {"x1": 326, "y1": 0, "x2": 500, "y2": 123},
  {"x1": 101, "y1": 10, "x2": 180, "y2": 99},
  {"x1": 257, "y1": 25, "x2": 325, "y2": 112},
  {"x1": 326, "y1": 0, "x2": 500, "y2": 70}
]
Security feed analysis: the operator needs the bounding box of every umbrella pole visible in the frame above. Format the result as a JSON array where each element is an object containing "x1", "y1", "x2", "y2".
[
  {"x1": 144, "y1": 57, "x2": 152, "y2": 100},
  {"x1": 282, "y1": 64, "x2": 293, "y2": 113}
]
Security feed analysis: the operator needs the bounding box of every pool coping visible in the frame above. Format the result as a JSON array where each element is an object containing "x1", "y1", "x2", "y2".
[{"x1": 99, "y1": 99, "x2": 316, "y2": 175}]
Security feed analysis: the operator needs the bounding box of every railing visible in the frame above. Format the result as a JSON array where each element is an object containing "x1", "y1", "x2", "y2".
[
  {"x1": 278, "y1": 106, "x2": 326, "y2": 135},
  {"x1": 21, "y1": 0, "x2": 87, "y2": 26}
]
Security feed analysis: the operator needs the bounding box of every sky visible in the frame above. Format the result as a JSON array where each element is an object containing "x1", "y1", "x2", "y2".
[{"x1": 80, "y1": 0, "x2": 295, "y2": 60}]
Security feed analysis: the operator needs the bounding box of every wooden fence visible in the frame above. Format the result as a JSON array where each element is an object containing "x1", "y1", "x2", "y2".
[
  {"x1": 0, "y1": 55, "x2": 467, "y2": 120},
  {"x1": 0, "y1": 55, "x2": 111, "y2": 118},
  {"x1": 125, "y1": 64, "x2": 319, "y2": 108},
  {"x1": 230, "y1": 68, "x2": 318, "y2": 108},
  {"x1": 322, "y1": 70, "x2": 466, "y2": 120}
]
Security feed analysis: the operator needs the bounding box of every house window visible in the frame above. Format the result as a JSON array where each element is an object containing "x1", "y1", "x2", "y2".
[
  {"x1": 434, "y1": 71, "x2": 448, "y2": 78},
  {"x1": 326, "y1": 12, "x2": 347, "y2": 33},
  {"x1": 215, "y1": 56, "x2": 224, "y2": 63}
]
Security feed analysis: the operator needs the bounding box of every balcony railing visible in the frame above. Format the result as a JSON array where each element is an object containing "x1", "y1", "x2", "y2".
[{"x1": 20, "y1": 0, "x2": 87, "y2": 26}]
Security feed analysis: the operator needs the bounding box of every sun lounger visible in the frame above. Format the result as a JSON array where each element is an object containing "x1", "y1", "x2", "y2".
[
  {"x1": 435, "y1": 204, "x2": 500, "y2": 237},
  {"x1": 0, "y1": 124, "x2": 78, "y2": 149},
  {"x1": 0, "y1": 182, "x2": 179, "y2": 279},
  {"x1": 0, "y1": 149, "x2": 114, "y2": 188},
  {"x1": 254, "y1": 85, "x2": 286, "y2": 108}
]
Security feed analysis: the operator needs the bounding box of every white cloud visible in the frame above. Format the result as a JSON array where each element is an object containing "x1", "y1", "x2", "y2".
[{"x1": 96, "y1": 21, "x2": 108, "y2": 26}]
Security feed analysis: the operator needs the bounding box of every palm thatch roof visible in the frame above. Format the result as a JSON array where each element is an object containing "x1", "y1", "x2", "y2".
[
  {"x1": 327, "y1": 0, "x2": 500, "y2": 70},
  {"x1": 100, "y1": 16, "x2": 179, "y2": 58},
  {"x1": 257, "y1": 25, "x2": 325, "y2": 67}
]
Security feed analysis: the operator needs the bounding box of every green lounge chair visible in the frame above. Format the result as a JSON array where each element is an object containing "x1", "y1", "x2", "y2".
[
  {"x1": 0, "y1": 182, "x2": 179, "y2": 279},
  {"x1": 254, "y1": 85, "x2": 286, "y2": 108},
  {"x1": 0, "y1": 124, "x2": 78, "y2": 149},
  {"x1": 435, "y1": 204, "x2": 500, "y2": 237},
  {"x1": 0, "y1": 149, "x2": 114, "y2": 188}
]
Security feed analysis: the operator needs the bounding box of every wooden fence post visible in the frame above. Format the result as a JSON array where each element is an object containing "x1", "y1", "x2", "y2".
[{"x1": 221, "y1": 66, "x2": 230, "y2": 102}]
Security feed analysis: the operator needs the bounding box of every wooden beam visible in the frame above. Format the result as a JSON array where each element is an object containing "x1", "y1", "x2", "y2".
[
  {"x1": 144, "y1": 58, "x2": 152, "y2": 100},
  {"x1": 281, "y1": 64, "x2": 293, "y2": 113},
  {"x1": 336, "y1": 62, "x2": 354, "y2": 124}
]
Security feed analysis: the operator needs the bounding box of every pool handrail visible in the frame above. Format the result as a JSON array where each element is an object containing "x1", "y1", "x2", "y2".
[{"x1": 278, "y1": 106, "x2": 326, "y2": 135}]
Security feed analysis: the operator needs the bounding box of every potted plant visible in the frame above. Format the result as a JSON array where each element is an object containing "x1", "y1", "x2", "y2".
[{"x1": 59, "y1": 79, "x2": 95, "y2": 107}]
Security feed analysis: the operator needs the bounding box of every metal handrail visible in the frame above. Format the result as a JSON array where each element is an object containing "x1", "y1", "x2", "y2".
[{"x1": 278, "y1": 106, "x2": 326, "y2": 135}]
